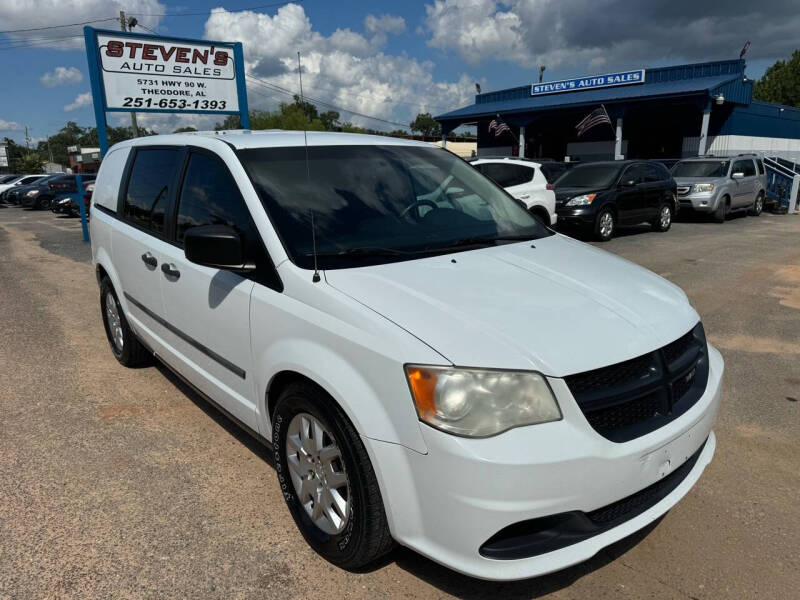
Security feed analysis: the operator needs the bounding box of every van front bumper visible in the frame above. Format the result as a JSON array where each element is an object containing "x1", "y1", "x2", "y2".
[{"x1": 367, "y1": 345, "x2": 723, "y2": 581}]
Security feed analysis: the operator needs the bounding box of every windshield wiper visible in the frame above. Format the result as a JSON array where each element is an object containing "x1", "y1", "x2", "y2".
[
  {"x1": 303, "y1": 246, "x2": 411, "y2": 258},
  {"x1": 431, "y1": 234, "x2": 538, "y2": 250}
]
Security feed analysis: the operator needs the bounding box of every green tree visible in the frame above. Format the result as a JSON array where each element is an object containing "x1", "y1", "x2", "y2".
[
  {"x1": 753, "y1": 50, "x2": 800, "y2": 107},
  {"x1": 319, "y1": 110, "x2": 340, "y2": 131},
  {"x1": 409, "y1": 112, "x2": 441, "y2": 138},
  {"x1": 173, "y1": 126, "x2": 197, "y2": 133},
  {"x1": 16, "y1": 152, "x2": 44, "y2": 173}
]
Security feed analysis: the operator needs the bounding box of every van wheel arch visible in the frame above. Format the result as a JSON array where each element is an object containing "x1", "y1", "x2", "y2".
[{"x1": 268, "y1": 371, "x2": 341, "y2": 424}]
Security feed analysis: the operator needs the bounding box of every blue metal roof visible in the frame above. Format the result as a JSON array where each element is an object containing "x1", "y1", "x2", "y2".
[{"x1": 436, "y1": 60, "x2": 751, "y2": 125}]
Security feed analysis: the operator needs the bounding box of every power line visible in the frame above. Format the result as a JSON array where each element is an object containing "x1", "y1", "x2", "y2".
[
  {"x1": 0, "y1": 18, "x2": 116, "y2": 35},
  {"x1": 0, "y1": 35, "x2": 83, "y2": 51},
  {"x1": 245, "y1": 73, "x2": 409, "y2": 129}
]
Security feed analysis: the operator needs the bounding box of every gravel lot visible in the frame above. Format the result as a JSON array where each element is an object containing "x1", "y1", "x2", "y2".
[{"x1": 1, "y1": 205, "x2": 798, "y2": 599}]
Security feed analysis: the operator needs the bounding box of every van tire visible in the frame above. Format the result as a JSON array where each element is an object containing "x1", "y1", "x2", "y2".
[
  {"x1": 100, "y1": 276, "x2": 151, "y2": 367},
  {"x1": 273, "y1": 381, "x2": 394, "y2": 570}
]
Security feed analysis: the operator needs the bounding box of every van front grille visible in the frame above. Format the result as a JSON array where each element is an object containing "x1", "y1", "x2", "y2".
[{"x1": 565, "y1": 323, "x2": 708, "y2": 442}]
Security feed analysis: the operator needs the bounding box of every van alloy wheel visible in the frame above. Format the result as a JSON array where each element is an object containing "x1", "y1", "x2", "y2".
[
  {"x1": 286, "y1": 412, "x2": 351, "y2": 535},
  {"x1": 105, "y1": 291, "x2": 125, "y2": 353}
]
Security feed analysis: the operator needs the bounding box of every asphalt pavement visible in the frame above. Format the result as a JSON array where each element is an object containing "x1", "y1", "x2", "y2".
[{"x1": 1, "y1": 204, "x2": 798, "y2": 599}]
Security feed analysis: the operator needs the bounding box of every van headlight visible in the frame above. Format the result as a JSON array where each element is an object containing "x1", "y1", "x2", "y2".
[
  {"x1": 405, "y1": 365, "x2": 561, "y2": 437},
  {"x1": 693, "y1": 183, "x2": 714, "y2": 193},
  {"x1": 565, "y1": 193, "x2": 596, "y2": 206}
]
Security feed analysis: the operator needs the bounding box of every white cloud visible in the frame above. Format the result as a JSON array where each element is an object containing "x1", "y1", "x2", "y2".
[
  {"x1": 423, "y1": 0, "x2": 800, "y2": 72},
  {"x1": 0, "y1": 0, "x2": 166, "y2": 50},
  {"x1": 204, "y1": 4, "x2": 473, "y2": 130},
  {"x1": 40, "y1": 66, "x2": 83, "y2": 87},
  {"x1": 0, "y1": 119, "x2": 22, "y2": 130},
  {"x1": 64, "y1": 92, "x2": 93, "y2": 112},
  {"x1": 364, "y1": 14, "x2": 406, "y2": 36}
]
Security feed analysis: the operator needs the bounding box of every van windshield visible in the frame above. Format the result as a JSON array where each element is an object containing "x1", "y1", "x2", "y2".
[
  {"x1": 554, "y1": 164, "x2": 622, "y2": 188},
  {"x1": 672, "y1": 160, "x2": 730, "y2": 178},
  {"x1": 238, "y1": 145, "x2": 552, "y2": 269}
]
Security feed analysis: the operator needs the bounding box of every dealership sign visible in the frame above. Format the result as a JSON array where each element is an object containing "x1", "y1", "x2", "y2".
[
  {"x1": 83, "y1": 27, "x2": 249, "y2": 155},
  {"x1": 531, "y1": 69, "x2": 645, "y2": 96}
]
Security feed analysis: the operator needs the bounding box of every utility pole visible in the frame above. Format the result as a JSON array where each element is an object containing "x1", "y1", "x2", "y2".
[
  {"x1": 24, "y1": 126, "x2": 30, "y2": 149},
  {"x1": 120, "y1": 11, "x2": 140, "y2": 138},
  {"x1": 539, "y1": 65, "x2": 546, "y2": 83}
]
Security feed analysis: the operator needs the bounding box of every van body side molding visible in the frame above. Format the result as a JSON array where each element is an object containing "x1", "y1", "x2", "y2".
[{"x1": 122, "y1": 292, "x2": 246, "y2": 379}]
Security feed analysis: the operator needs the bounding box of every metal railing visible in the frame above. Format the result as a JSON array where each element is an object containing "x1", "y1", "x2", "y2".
[{"x1": 764, "y1": 156, "x2": 799, "y2": 213}]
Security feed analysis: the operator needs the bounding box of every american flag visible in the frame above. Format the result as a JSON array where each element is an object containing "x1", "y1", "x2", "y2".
[
  {"x1": 488, "y1": 115, "x2": 511, "y2": 137},
  {"x1": 576, "y1": 104, "x2": 612, "y2": 137}
]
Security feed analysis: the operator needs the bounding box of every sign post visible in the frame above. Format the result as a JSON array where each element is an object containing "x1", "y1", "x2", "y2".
[{"x1": 83, "y1": 27, "x2": 249, "y2": 154}]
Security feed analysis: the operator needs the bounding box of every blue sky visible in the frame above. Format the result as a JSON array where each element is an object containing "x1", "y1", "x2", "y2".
[{"x1": 1, "y1": 0, "x2": 797, "y2": 145}]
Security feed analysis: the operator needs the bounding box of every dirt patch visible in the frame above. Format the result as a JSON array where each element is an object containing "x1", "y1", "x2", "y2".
[
  {"x1": 708, "y1": 333, "x2": 800, "y2": 355},
  {"x1": 98, "y1": 405, "x2": 142, "y2": 420}
]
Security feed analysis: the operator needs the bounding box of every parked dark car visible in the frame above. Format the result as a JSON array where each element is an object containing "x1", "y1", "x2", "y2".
[
  {"x1": 554, "y1": 160, "x2": 677, "y2": 241},
  {"x1": 53, "y1": 180, "x2": 94, "y2": 217},
  {"x1": 21, "y1": 174, "x2": 95, "y2": 210},
  {"x1": 1, "y1": 174, "x2": 50, "y2": 204}
]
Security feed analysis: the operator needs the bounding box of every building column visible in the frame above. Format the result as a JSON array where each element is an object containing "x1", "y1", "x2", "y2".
[
  {"x1": 441, "y1": 133, "x2": 447, "y2": 149},
  {"x1": 614, "y1": 118, "x2": 623, "y2": 160},
  {"x1": 698, "y1": 107, "x2": 711, "y2": 156},
  {"x1": 519, "y1": 126, "x2": 526, "y2": 157}
]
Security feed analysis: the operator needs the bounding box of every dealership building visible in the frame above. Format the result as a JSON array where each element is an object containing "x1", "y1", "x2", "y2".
[{"x1": 435, "y1": 59, "x2": 800, "y2": 162}]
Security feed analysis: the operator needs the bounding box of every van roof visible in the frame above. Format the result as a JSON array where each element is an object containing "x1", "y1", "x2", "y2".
[{"x1": 116, "y1": 130, "x2": 437, "y2": 151}]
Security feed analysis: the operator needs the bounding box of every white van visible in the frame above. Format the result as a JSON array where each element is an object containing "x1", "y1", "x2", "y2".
[{"x1": 90, "y1": 131, "x2": 722, "y2": 581}]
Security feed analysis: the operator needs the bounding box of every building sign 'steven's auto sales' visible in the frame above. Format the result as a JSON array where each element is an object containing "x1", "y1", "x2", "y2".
[
  {"x1": 531, "y1": 69, "x2": 645, "y2": 96},
  {"x1": 97, "y1": 34, "x2": 239, "y2": 112}
]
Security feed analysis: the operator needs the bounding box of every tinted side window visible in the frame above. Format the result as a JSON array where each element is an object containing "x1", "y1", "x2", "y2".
[
  {"x1": 124, "y1": 148, "x2": 182, "y2": 234},
  {"x1": 479, "y1": 163, "x2": 519, "y2": 188},
  {"x1": 757, "y1": 159, "x2": 765, "y2": 175},
  {"x1": 644, "y1": 164, "x2": 662, "y2": 182},
  {"x1": 743, "y1": 160, "x2": 756, "y2": 177},
  {"x1": 621, "y1": 164, "x2": 644, "y2": 184},
  {"x1": 515, "y1": 165, "x2": 536, "y2": 185},
  {"x1": 176, "y1": 152, "x2": 253, "y2": 245}
]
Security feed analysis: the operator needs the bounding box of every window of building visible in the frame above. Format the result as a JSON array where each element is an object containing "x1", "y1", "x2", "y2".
[{"x1": 123, "y1": 148, "x2": 182, "y2": 235}]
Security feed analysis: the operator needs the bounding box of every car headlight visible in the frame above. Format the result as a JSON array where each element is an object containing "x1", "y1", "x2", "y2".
[
  {"x1": 693, "y1": 183, "x2": 714, "y2": 193},
  {"x1": 405, "y1": 365, "x2": 561, "y2": 437},
  {"x1": 565, "y1": 193, "x2": 596, "y2": 206},
  {"x1": 26, "y1": 190, "x2": 40, "y2": 197}
]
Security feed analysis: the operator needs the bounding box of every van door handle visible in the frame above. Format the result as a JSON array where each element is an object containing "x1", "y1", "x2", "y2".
[
  {"x1": 140, "y1": 252, "x2": 157, "y2": 268},
  {"x1": 161, "y1": 263, "x2": 180, "y2": 279}
]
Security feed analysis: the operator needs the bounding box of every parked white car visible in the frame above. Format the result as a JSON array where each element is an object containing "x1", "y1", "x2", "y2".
[
  {"x1": 471, "y1": 157, "x2": 557, "y2": 226},
  {"x1": 0, "y1": 173, "x2": 48, "y2": 195},
  {"x1": 91, "y1": 131, "x2": 722, "y2": 581}
]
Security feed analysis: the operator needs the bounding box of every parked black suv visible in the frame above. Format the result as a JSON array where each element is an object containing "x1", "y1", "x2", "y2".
[
  {"x1": 554, "y1": 161, "x2": 677, "y2": 241},
  {"x1": 20, "y1": 174, "x2": 95, "y2": 210}
]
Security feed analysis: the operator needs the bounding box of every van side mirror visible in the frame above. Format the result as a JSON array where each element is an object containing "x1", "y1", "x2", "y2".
[
  {"x1": 731, "y1": 172, "x2": 744, "y2": 180},
  {"x1": 184, "y1": 224, "x2": 253, "y2": 271}
]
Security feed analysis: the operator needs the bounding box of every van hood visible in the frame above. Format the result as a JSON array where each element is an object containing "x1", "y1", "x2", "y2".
[{"x1": 324, "y1": 234, "x2": 699, "y2": 377}]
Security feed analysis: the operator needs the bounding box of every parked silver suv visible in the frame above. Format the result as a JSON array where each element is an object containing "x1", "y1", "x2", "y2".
[{"x1": 672, "y1": 154, "x2": 766, "y2": 222}]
